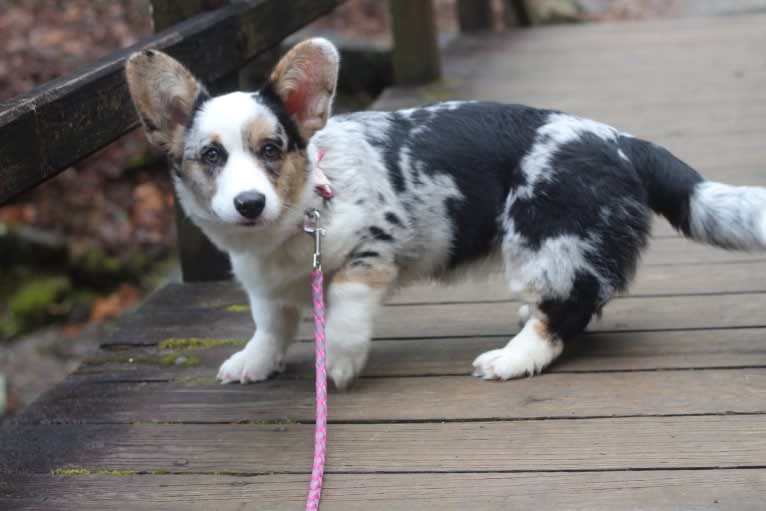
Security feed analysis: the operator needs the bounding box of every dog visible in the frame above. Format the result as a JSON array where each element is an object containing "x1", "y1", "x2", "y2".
[{"x1": 125, "y1": 38, "x2": 766, "y2": 389}]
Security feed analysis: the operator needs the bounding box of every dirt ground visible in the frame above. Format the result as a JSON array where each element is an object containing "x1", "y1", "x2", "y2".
[{"x1": 3, "y1": 0, "x2": 766, "y2": 418}]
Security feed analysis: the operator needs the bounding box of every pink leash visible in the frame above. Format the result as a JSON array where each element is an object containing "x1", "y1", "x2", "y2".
[{"x1": 304, "y1": 209, "x2": 328, "y2": 511}]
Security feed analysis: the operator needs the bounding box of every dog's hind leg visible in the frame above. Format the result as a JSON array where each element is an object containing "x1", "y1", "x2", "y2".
[
  {"x1": 325, "y1": 262, "x2": 397, "y2": 390},
  {"x1": 473, "y1": 274, "x2": 600, "y2": 380}
]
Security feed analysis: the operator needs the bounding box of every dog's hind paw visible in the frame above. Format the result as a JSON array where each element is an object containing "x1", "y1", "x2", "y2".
[
  {"x1": 217, "y1": 348, "x2": 285, "y2": 384},
  {"x1": 472, "y1": 347, "x2": 540, "y2": 380}
]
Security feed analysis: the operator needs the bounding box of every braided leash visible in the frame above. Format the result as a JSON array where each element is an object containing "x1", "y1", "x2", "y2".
[{"x1": 304, "y1": 209, "x2": 327, "y2": 511}]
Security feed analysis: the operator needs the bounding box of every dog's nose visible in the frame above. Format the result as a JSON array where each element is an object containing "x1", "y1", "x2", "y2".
[{"x1": 234, "y1": 191, "x2": 266, "y2": 220}]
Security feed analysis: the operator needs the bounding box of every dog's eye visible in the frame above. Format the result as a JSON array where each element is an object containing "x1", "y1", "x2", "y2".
[
  {"x1": 201, "y1": 146, "x2": 223, "y2": 166},
  {"x1": 260, "y1": 142, "x2": 282, "y2": 161}
]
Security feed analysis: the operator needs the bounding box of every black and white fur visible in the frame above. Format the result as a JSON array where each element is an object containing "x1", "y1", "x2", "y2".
[{"x1": 126, "y1": 38, "x2": 766, "y2": 389}]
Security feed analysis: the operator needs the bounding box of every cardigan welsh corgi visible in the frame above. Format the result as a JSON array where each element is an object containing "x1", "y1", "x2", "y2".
[{"x1": 126, "y1": 38, "x2": 766, "y2": 389}]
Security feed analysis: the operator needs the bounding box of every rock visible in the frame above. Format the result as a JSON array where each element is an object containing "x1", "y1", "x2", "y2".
[{"x1": 535, "y1": 0, "x2": 585, "y2": 24}]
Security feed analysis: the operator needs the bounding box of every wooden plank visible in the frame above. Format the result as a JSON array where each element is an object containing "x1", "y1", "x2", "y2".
[
  {"x1": 389, "y1": 260, "x2": 766, "y2": 304},
  {"x1": 388, "y1": 0, "x2": 441, "y2": 85},
  {"x1": 3, "y1": 470, "x2": 766, "y2": 511},
  {"x1": 2, "y1": 415, "x2": 764, "y2": 474},
  {"x1": 74, "y1": 327, "x2": 766, "y2": 382},
  {"x1": 457, "y1": 0, "x2": 494, "y2": 32},
  {"x1": 0, "y1": 0, "x2": 343, "y2": 204},
  {"x1": 136, "y1": 258, "x2": 766, "y2": 311},
  {"x1": 18, "y1": 369, "x2": 766, "y2": 424},
  {"x1": 104, "y1": 292, "x2": 766, "y2": 346}
]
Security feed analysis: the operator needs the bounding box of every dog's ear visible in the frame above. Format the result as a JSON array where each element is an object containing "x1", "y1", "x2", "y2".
[
  {"x1": 125, "y1": 50, "x2": 208, "y2": 155},
  {"x1": 268, "y1": 38, "x2": 339, "y2": 141}
]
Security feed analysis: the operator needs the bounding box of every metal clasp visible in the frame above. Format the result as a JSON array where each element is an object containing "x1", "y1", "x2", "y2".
[{"x1": 303, "y1": 209, "x2": 325, "y2": 270}]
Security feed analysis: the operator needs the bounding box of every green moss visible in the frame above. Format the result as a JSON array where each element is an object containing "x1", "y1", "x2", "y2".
[
  {"x1": 83, "y1": 351, "x2": 200, "y2": 369},
  {"x1": 52, "y1": 468, "x2": 91, "y2": 476},
  {"x1": 160, "y1": 353, "x2": 202, "y2": 368},
  {"x1": 423, "y1": 79, "x2": 461, "y2": 102},
  {"x1": 94, "y1": 469, "x2": 138, "y2": 476},
  {"x1": 225, "y1": 304, "x2": 250, "y2": 313},
  {"x1": 73, "y1": 247, "x2": 122, "y2": 275},
  {"x1": 175, "y1": 375, "x2": 219, "y2": 384},
  {"x1": 158, "y1": 337, "x2": 247, "y2": 351},
  {"x1": 8, "y1": 276, "x2": 71, "y2": 332}
]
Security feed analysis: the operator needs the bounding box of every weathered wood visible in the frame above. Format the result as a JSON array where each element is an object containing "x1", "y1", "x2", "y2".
[
  {"x1": 103, "y1": 291, "x2": 766, "y2": 347},
  {"x1": 3, "y1": 470, "x2": 765, "y2": 511},
  {"x1": 73, "y1": 326, "x2": 766, "y2": 383},
  {"x1": 388, "y1": 0, "x2": 441, "y2": 85},
  {"x1": 17, "y1": 369, "x2": 766, "y2": 424},
  {"x1": 151, "y1": 0, "x2": 232, "y2": 282},
  {"x1": 2, "y1": 415, "x2": 764, "y2": 474},
  {"x1": 136, "y1": 258, "x2": 766, "y2": 311},
  {"x1": 456, "y1": 0, "x2": 493, "y2": 32},
  {"x1": 0, "y1": 0, "x2": 344, "y2": 205}
]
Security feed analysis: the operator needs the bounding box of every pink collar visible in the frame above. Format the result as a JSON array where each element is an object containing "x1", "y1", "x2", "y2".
[{"x1": 313, "y1": 149, "x2": 334, "y2": 200}]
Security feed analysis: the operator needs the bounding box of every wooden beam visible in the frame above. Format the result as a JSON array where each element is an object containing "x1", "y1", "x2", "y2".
[
  {"x1": 151, "y1": 0, "x2": 231, "y2": 282},
  {"x1": 503, "y1": 0, "x2": 535, "y2": 27},
  {"x1": 388, "y1": 0, "x2": 441, "y2": 85},
  {"x1": 456, "y1": 0, "x2": 494, "y2": 32},
  {"x1": 0, "y1": 0, "x2": 343, "y2": 206}
]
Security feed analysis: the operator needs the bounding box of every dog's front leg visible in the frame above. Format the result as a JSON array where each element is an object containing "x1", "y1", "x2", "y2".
[
  {"x1": 217, "y1": 297, "x2": 300, "y2": 384},
  {"x1": 325, "y1": 265, "x2": 396, "y2": 390}
]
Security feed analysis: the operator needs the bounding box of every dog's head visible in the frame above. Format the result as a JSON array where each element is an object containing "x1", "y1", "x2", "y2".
[{"x1": 125, "y1": 39, "x2": 339, "y2": 229}]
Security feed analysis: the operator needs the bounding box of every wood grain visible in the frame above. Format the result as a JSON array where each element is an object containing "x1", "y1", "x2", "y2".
[
  {"x1": 74, "y1": 327, "x2": 766, "y2": 383},
  {"x1": 2, "y1": 415, "x2": 764, "y2": 474},
  {"x1": 137, "y1": 258, "x2": 766, "y2": 311},
  {"x1": 19, "y1": 369, "x2": 766, "y2": 424},
  {"x1": 104, "y1": 292, "x2": 766, "y2": 346},
  {"x1": 3, "y1": 470, "x2": 765, "y2": 511}
]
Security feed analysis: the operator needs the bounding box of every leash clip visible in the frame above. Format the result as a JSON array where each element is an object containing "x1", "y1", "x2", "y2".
[{"x1": 304, "y1": 209, "x2": 325, "y2": 270}]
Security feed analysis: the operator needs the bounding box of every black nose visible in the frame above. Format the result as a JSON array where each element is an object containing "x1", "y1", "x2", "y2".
[{"x1": 234, "y1": 191, "x2": 266, "y2": 220}]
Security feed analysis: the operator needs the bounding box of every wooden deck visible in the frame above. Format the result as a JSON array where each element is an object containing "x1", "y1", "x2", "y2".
[{"x1": 2, "y1": 13, "x2": 766, "y2": 510}]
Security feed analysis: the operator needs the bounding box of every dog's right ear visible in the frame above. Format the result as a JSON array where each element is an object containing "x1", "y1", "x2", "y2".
[{"x1": 125, "y1": 50, "x2": 208, "y2": 155}]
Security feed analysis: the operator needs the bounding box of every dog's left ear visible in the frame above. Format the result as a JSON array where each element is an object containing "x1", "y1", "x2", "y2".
[{"x1": 268, "y1": 38, "x2": 339, "y2": 141}]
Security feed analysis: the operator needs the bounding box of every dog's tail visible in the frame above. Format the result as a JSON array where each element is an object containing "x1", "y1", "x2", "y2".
[{"x1": 622, "y1": 136, "x2": 766, "y2": 250}]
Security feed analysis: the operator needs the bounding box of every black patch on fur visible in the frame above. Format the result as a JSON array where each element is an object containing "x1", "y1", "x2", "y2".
[
  {"x1": 170, "y1": 155, "x2": 182, "y2": 177},
  {"x1": 369, "y1": 226, "x2": 393, "y2": 242},
  {"x1": 185, "y1": 89, "x2": 212, "y2": 134},
  {"x1": 355, "y1": 199, "x2": 365, "y2": 205},
  {"x1": 368, "y1": 113, "x2": 413, "y2": 193},
  {"x1": 620, "y1": 136, "x2": 703, "y2": 235},
  {"x1": 385, "y1": 212, "x2": 402, "y2": 226},
  {"x1": 352, "y1": 250, "x2": 380, "y2": 259},
  {"x1": 539, "y1": 272, "x2": 601, "y2": 340},
  {"x1": 255, "y1": 83, "x2": 305, "y2": 150},
  {"x1": 373, "y1": 102, "x2": 548, "y2": 269},
  {"x1": 509, "y1": 132, "x2": 651, "y2": 295}
]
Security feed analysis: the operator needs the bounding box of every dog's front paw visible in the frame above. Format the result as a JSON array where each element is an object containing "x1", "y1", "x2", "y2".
[
  {"x1": 217, "y1": 348, "x2": 285, "y2": 384},
  {"x1": 327, "y1": 347, "x2": 367, "y2": 390}
]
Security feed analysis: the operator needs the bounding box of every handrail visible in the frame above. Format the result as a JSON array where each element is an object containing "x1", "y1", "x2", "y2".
[{"x1": 0, "y1": 0, "x2": 343, "y2": 205}]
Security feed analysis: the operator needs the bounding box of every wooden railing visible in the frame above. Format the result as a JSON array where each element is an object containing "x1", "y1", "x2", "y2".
[{"x1": 0, "y1": 0, "x2": 531, "y2": 281}]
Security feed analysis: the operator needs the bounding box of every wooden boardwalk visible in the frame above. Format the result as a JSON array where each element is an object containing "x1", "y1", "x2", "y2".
[{"x1": 2, "y1": 13, "x2": 766, "y2": 510}]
